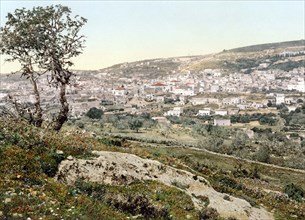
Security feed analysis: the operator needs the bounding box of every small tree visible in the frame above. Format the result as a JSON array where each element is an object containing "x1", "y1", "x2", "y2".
[
  {"x1": 86, "y1": 107, "x2": 104, "y2": 119},
  {"x1": 0, "y1": 5, "x2": 87, "y2": 131},
  {"x1": 37, "y1": 5, "x2": 87, "y2": 130},
  {"x1": 232, "y1": 131, "x2": 250, "y2": 149},
  {"x1": 0, "y1": 8, "x2": 46, "y2": 127},
  {"x1": 267, "y1": 100, "x2": 273, "y2": 107},
  {"x1": 255, "y1": 145, "x2": 270, "y2": 163},
  {"x1": 128, "y1": 117, "x2": 143, "y2": 133},
  {"x1": 284, "y1": 183, "x2": 304, "y2": 202}
]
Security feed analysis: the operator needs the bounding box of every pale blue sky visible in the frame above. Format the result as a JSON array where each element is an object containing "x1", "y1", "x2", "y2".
[{"x1": 0, "y1": 0, "x2": 304, "y2": 73}]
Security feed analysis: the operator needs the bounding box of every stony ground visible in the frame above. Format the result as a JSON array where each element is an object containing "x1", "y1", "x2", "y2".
[{"x1": 56, "y1": 151, "x2": 274, "y2": 220}]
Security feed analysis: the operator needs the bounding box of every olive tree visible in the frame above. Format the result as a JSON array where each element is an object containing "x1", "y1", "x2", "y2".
[
  {"x1": 86, "y1": 107, "x2": 104, "y2": 119},
  {"x1": 128, "y1": 117, "x2": 143, "y2": 133},
  {"x1": 0, "y1": 5, "x2": 87, "y2": 131},
  {"x1": 0, "y1": 8, "x2": 46, "y2": 126}
]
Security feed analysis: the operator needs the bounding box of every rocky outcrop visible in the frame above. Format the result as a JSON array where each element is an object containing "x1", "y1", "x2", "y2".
[{"x1": 55, "y1": 151, "x2": 274, "y2": 220}]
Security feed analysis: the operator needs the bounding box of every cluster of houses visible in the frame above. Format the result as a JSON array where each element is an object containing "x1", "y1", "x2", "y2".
[{"x1": 0, "y1": 65, "x2": 304, "y2": 124}]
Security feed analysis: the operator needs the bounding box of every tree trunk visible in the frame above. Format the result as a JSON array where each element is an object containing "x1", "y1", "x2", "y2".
[
  {"x1": 29, "y1": 72, "x2": 43, "y2": 127},
  {"x1": 53, "y1": 82, "x2": 69, "y2": 131}
]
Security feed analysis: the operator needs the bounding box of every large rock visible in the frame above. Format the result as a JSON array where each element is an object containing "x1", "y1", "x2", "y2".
[{"x1": 55, "y1": 151, "x2": 273, "y2": 220}]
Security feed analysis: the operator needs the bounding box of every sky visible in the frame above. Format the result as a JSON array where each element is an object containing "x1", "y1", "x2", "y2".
[{"x1": 0, "y1": 0, "x2": 304, "y2": 73}]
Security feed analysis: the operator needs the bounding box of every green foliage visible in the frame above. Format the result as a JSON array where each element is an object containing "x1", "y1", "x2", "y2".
[
  {"x1": 1, "y1": 118, "x2": 198, "y2": 219},
  {"x1": 0, "y1": 5, "x2": 87, "y2": 131},
  {"x1": 75, "y1": 180, "x2": 197, "y2": 219},
  {"x1": 2, "y1": 116, "x2": 305, "y2": 219},
  {"x1": 231, "y1": 113, "x2": 276, "y2": 125},
  {"x1": 99, "y1": 138, "x2": 123, "y2": 147},
  {"x1": 231, "y1": 131, "x2": 250, "y2": 149},
  {"x1": 280, "y1": 105, "x2": 305, "y2": 129},
  {"x1": 192, "y1": 124, "x2": 210, "y2": 136},
  {"x1": 254, "y1": 146, "x2": 270, "y2": 163},
  {"x1": 215, "y1": 176, "x2": 242, "y2": 191},
  {"x1": 267, "y1": 100, "x2": 273, "y2": 107},
  {"x1": 100, "y1": 100, "x2": 114, "y2": 106},
  {"x1": 86, "y1": 107, "x2": 104, "y2": 119},
  {"x1": 171, "y1": 180, "x2": 190, "y2": 190},
  {"x1": 270, "y1": 60, "x2": 305, "y2": 71},
  {"x1": 164, "y1": 97, "x2": 175, "y2": 104},
  {"x1": 199, "y1": 207, "x2": 219, "y2": 220},
  {"x1": 284, "y1": 183, "x2": 304, "y2": 202},
  {"x1": 166, "y1": 116, "x2": 182, "y2": 124},
  {"x1": 259, "y1": 115, "x2": 276, "y2": 126},
  {"x1": 128, "y1": 117, "x2": 143, "y2": 133},
  {"x1": 251, "y1": 127, "x2": 272, "y2": 134},
  {"x1": 76, "y1": 121, "x2": 85, "y2": 129},
  {"x1": 199, "y1": 137, "x2": 224, "y2": 153},
  {"x1": 231, "y1": 114, "x2": 250, "y2": 123},
  {"x1": 0, "y1": 118, "x2": 95, "y2": 178}
]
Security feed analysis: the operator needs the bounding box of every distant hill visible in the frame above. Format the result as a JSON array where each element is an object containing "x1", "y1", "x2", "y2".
[
  {"x1": 227, "y1": 40, "x2": 305, "y2": 53},
  {"x1": 96, "y1": 40, "x2": 304, "y2": 77}
]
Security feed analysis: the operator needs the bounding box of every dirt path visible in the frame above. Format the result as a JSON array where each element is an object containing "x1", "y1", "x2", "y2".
[{"x1": 107, "y1": 133, "x2": 305, "y2": 175}]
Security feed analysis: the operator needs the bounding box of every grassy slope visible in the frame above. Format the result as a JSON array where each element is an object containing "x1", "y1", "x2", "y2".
[
  {"x1": 1, "y1": 118, "x2": 304, "y2": 219},
  {"x1": 0, "y1": 118, "x2": 197, "y2": 219},
  {"x1": 118, "y1": 142, "x2": 305, "y2": 220}
]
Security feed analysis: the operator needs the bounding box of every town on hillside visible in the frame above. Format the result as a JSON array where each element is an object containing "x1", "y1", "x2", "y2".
[{"x1": 1, "y1": 49, "x2": 304, "y2": 127}]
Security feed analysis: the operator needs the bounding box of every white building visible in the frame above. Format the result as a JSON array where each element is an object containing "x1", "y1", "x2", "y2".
[
  {"x1": 276, "y1": 94, "x2": 285, "y2": 105},
  {"x1": 0, "y1": 93, "x2": 8, "y2": 101},
  {"x1": 210, "y1": 85, "x2": 220, "y2": 92},
  {"x1": 214, "y1": 109, "x2": 228, "y2": 116},
  {"x1": 287, "y1": 79, "x2": 305, "y2": 92},
  {"x1": 172, "y1": 86, "x2": 195, "y2": 96},
  {"x1": 164, "y1": 107, "x2": 183, "y2": 117},
  {"x1": 197, "y1": 108, "x2": 211, "y2": 116},
  {"x1": 112, "y1": 86, "x2": 127, "y2": 96},
  {"x1": 155, "y1": 96, "x2": 165, "y2": 103},
  {"x1": 287, "y1": 105, "x2": 298, "y2": 112},
  {"x1": 190, "y1": 97, "x2": 208, "y2": 105}
]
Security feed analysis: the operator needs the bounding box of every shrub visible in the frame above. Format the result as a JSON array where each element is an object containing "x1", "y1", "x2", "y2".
[
  {"x1": 216, "y1": 176, "x2": 242, "y2": 190},
  {"x1": 199, "y1": 207, "x2": 219, "y2": 220},
  {"x1": 128, "y1": 117, "x2": 143, "y2": 133},
  {"x1": 171, "y1": 180, "x2": 190, "y2": 190},
  {"x1": 223, "y1": 195, "x2": 231, "y2": 201},
  {"x1": 86, "y1": 107, "x2": 103, "y2": 119},
  {"x1": 284, "y1": 183, "x2": 304, "y2": 202},
  {"x1": 192, "y1": 194, "x2": 210, "y2": 207},
  {"x1": 76, "y1": 121, "x2": 85, "y2": 129},
  {"x1": 254, "y1": 146, "x2": 270, "y2": 163},
  {"x1": 108, "y1": 193, "x2": 171, "y2": 219}
]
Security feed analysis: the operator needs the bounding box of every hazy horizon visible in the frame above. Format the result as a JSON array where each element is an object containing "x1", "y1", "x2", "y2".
[{"x1": 0, "y1": 0, "x2": 304, "y2": 73}]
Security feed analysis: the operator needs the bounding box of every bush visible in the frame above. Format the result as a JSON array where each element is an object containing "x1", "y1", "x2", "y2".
[
  {"x1": 284, "y1": 183, "x2": 304, "y2": 202},
  {"x1": 0, "y1": 118, "x2": 95, "y2": 179},
  {"x1": 86, "y1": 107, "x2": 103, "y2": 119},
  {"x1": 128, "y1": 117, "x2": 143, "y2": 133},
  {"x1": 76, "y1": 121, "x2": 85, "y2": 129},
  {"x1": 254, "y1": 146, "x2": 270, "y2": 163},
  {"x1": 216, "y1": 176, "x2": 242, "y2": 190},
  {"x1": 199, "y1": 207, "x2": 219, "y2": 220}
]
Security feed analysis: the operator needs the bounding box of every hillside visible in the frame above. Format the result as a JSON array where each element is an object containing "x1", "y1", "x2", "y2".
[
  {"x1": 227, "y1": 40, "x2": 305, "y2": 53},
  {"x1": 96, "y1": 40, "x2": 305, "y2": 78},
  {"x1": 1, "y1": 117, "x2": 305, "y2": 219},
  {"x1": 1, "y1": 39, "x2": 305, "y2": 220}
]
